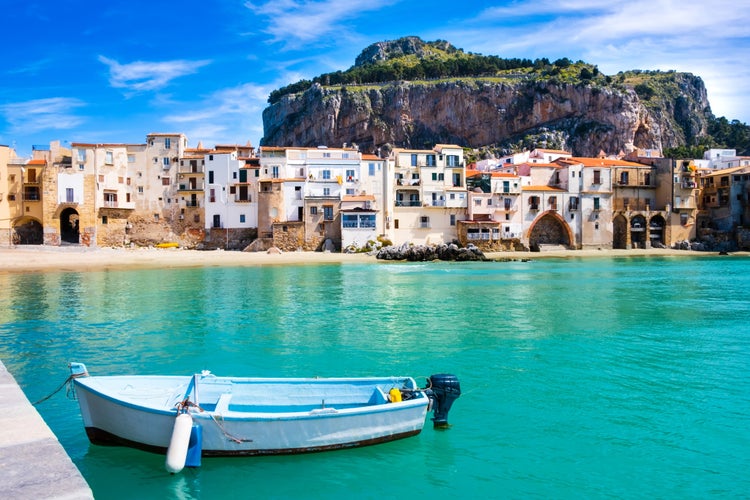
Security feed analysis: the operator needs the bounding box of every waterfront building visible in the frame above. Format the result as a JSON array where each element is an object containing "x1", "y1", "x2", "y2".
[
  {"x1": 699, "y1": 165, "x2": 750, "y2": 231},
  {"x1": 203, "y1": 145, "x2": 259, "y2": 249},
  {"x1": 257, "y1": 146, "x2": 367, "y2": 251},
  {"x1": 702, "y1": 149, "x2": 750, "y2": 170},
  {"x1": 386, "y1": 145, "x2": 467, "y2": 246},
  {"x1": 460, "y1": 171, "x2": 525, "y2": 250},
  {"x1": 0, "y1": 145, "x2": 13, "y2": 245}
]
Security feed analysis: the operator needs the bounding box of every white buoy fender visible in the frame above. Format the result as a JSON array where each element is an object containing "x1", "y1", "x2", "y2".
[{"x1": 165, "y1": 413, "x2": 193, "y2": 473}]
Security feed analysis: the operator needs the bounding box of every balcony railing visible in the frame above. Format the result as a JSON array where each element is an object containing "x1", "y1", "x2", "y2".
[
  {"x1": 178, "y1": 183, "x2": 205, "y2": 191},
  {"x1": 395, "y1": 200, "x2": 421, "y2": 207},
  {"x1": 178, "y1": 164, "x2": 204, "y2": 174}
]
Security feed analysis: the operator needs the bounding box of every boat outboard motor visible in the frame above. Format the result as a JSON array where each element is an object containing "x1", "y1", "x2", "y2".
[{"x1": 426, "y1": 374, "x2": 461, "y2": 428}]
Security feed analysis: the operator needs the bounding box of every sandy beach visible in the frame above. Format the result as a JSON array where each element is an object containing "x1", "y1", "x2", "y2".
[{"x1": 0, "y1": 245, "x2": 740, "y2": 274}]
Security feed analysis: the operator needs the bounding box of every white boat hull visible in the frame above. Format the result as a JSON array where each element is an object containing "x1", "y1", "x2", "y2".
[{"x1": 74, "y1": 374, "x2": 430, "y2": 456}]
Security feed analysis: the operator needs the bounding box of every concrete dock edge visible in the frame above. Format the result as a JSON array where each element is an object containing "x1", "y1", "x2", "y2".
[{"x1": 0, "y1": 360, "x2": 93, "y2": 499}]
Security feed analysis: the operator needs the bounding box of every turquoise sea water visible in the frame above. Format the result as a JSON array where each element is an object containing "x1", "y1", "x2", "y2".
[{"x1": 1, "y1": 256, "x2": 749, "y2": 499}]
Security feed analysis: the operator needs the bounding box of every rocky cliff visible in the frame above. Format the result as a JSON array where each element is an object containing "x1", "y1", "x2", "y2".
[{"x1": 261, "y1": 39, "x2": 713, "y2": 156}]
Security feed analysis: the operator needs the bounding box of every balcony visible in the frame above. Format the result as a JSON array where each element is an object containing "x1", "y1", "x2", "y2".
[
  {"x1": 395, "y1": 200, "x2": 421, "y2": 207},
  {"x1": 178, "y1": 163, "x2": 204, "y2": 174},
  {"x1": 178, "y1": 182, "x2": 205, "y2": 192}
]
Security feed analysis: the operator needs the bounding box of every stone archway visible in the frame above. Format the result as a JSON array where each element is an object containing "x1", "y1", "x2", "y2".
[
  {"x1": 13, "y1": 217, "x2": 43, "y2": 245},
  {"x1": 649, "y1": 214, "x2": 666, "y2": 248},
  {"x1": 528, "y1": 211, "x2": 573, "y2": 250},
  {"x1": 60, "y1": 208, "x2": 80, "y2": 244},
  {"x1": 613, "y1": 214, "x2": 628, "y2": 249},
  {"x1": 630, "y1": 214, "x2": 647, "y2": 249}
]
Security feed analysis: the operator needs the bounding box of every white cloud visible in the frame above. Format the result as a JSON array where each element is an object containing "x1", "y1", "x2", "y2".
[
  {"x1": 0, "y1": 97, "x2": 86, "y2": 134},
  {"x1": 162, "y1": 82, "x2": 277, "y2": 146},
  {"x1": 244, "y1": 0, "x2": 397, "y2": 49},
  {"x1": 98, "y1": 56, "x2": 211, "y2": 92}
]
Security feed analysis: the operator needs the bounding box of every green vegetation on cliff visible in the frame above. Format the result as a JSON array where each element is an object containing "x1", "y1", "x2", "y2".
[{"x1": 267, "y1": 39, "x2": 608, "y2": 105}]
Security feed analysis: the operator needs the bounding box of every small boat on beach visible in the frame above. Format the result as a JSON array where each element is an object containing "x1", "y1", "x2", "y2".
[{"x1": 69, "y1": 363, "x2": 460, "y2": 472}]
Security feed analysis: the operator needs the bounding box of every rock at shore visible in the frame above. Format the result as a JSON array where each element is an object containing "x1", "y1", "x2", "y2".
[{"x1": 376, "y1": 243, "x2": 487, "y2": 261}]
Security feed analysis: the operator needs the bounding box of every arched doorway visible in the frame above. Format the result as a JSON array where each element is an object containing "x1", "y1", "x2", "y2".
[
  {"x1": 613, "y1": 214, "x2": 628, "y2": 249},
  {"x1": 528, "y1": 212, "x2": 572, "y2": 250},
  {"x1": 649, "y1": 214, "x2": 666, "y2": 248},
  {"x1": 60, "y1": 208, "x2": 80, "y2": 244},
  {"x1": 630, "y1": 215, "x2": 647, "y2": 249},
  {"x1": 13, "y1": 217, "x2": 43, "y2": 245}
]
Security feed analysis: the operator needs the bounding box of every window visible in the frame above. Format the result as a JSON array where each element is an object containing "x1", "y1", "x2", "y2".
[
  {"x1": 569, "y1": 197, "x2": 579, "y2": 211},
  {"x1": 162, "y1": 177, "x2": 170, "y2": 186},
  {"x1": 66, "y1": 188, "x2": 74, "y2": 203},
  {"x1": 504, "y1": 198, "x2": 512, "y2": 210},
  {"x1": 128, "y1": 154, "x2": 135, "y2": 163},
  {"x1": 346, "y1": 169, "x2": 355, "y2": 181},
  {"x1": 165, "y1": 138, "x2": 171, "y2": 149},
  {"x1": 323, "y1": 206, "x2": 334, "y2": 220},
  {"x1": 620, "y1": 172, "x2": 629, "y2": 185},
  {"x1": 474, "y1": 198, "x2": 482, "y2": 206},
  {"x1": 102, "y1": 216, "x2": 108, "y2": 224},
  {"x1": 77, "y1": 150, "x2": 86, "y2": 162},
  {"x1": 239, "y1": 169, "x2": 247, "y2": 182},
  {"x1": 447, "y1": 155, "x2": 460, "y2": 167},
  {"x1": 138, "y1": 186, "x2": 144, "y2": 193},
  {"x1": 420, "y1": 216, "x2": 430, "y2": 228},
  {"x1": 233, "y1": 171, "x2": 237, "y2": 179},
  {"x1": 503, "y1": 181, "x2": 510, "y2": 193},
  {"x1": 208, "y1": 171, "x2": 214, "y2": 184},
  {"x1": 593, "y1": 170, "x2": 601, "y2": 184},
  {"x1": 18, "y1": 183, "x2": 35, "y2": 200},
  {"x1": 369, "y1": 163, "x2": 376, "y2": 176},
  {"x1": 549, "y1": 196, "x2": 557, "y2": 210},
  {"x1": 411, "y1": 154, "x2": 417, "y2": 167},
  {"x1": 359, "y1": 214, "x2": 376, "y2": 228},
  {"x1": 680, "y1": 213, "x2": 689, "y2": 225},
  {"x1": 343, "y1": 214, "x2": 358, "y2": 228},
  {"x1": 426, "y1": 155, "x2": 436, "y2": 166},
  {"x1": 78, "y1": 164, "x2": 84, "y2": 170},
  {"x1": 240, "y1": 214, "x2": 246, "y2": 223},
  {"x1": 323, "y1": 187, "x2": 331, "y2": 196},
  {"x1": 163, "y1": 157, "x2": 170, "y2": 167},
  {"x1": 450, "y1": 214, "x2": 456, "y2": 226},
  {"x1": 310, "y1": 206, "x2": 318, "y2": 215},
  {"x1": 272, "y1": 166, "x2": 279, "y2": 178},
  {"x1": 593, "y1": 197, "x2": 600, "y2": 210},
  {"x1": 529, "y1": 196, "x2": 540, "y2": 210},
  {"x1": 322, "y1": 170, "x2": 331, "y2": 180}
]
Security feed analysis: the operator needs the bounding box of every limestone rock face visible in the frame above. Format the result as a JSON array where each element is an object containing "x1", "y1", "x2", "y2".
[{"x1": 261, "y1": 75, "x2": 711, "y2": 156}]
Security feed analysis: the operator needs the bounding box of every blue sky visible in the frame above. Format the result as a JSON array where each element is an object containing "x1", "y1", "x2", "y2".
[{"x1": 2, "y1": 0, "x2": 749, "y2": 157}]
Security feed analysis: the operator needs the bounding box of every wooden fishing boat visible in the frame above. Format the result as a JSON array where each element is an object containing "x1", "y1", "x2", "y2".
[{"x1": 69, "y1": 363, "x2": 460, "y2": 472}]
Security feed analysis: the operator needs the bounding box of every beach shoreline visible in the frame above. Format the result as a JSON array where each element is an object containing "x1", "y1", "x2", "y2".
[{"x1": 0, "y1": 245, "x2": 744, "y2": 274}]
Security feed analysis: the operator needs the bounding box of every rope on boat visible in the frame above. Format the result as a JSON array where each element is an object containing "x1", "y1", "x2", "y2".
[
  {"x1": 209, "y1": 414, "x2": 253, "y2": 444},
  {"x1": 32, "y1": 373, "x2": 87, "y2": 406},
  {"x1": 175, "y1": 398, "x2": 252, "y2": 444}
]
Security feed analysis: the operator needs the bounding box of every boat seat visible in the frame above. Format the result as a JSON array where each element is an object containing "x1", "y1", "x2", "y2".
[
  {"x1": 215, "y1": 393, "x2": 232, "y2": 413},
  {"x1": 368, "y1": 387, "x2": 389, "y2": 405}
]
